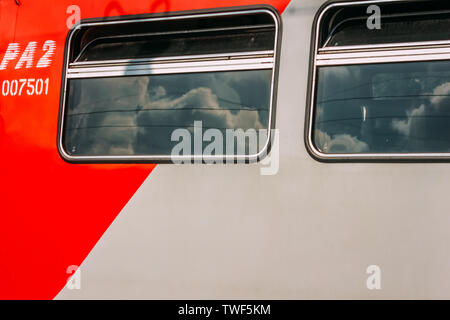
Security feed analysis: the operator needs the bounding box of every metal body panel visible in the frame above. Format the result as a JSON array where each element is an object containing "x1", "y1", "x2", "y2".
[{"x1": 56, "y1": 0, "x2": 450, "y2": 299}]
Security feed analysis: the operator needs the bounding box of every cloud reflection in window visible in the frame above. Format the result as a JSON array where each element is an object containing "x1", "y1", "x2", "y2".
[
  {"x1": 314, "y1": 61, "x2": 450, "y2": 154},
  {"x1": 64, "y1": 70, "x2": 272, "y2": 156}
]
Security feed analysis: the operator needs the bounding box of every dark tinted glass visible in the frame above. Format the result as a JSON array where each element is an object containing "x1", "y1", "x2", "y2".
[
  {"x1": 313, "y1": 61, "x2": 450, "y2": 154},
  {"x1": 63, "y1": 70, "x2": 272, "y2": 156},
  {"x1": 77, "y1": 28, "x2": 275, "y2": 61},
  {"x1": 72, "y1": 12, "x2": 276, "y2": 62},
  {"x1": 326, "y1": 13, "x2": 450, "y2": 47}
]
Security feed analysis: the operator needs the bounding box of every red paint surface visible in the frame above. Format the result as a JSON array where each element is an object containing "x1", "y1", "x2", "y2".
[{"x1": 0, "y1": 0, "x2": 289, "y2": 299}]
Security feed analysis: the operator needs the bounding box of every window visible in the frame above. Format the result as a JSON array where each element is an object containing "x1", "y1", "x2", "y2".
[
  {"x1": 58, "y1": 7, "x2": 281, "y2": 163},
  {"x1": 307, "y1": 0, "x2": 450, "y2": 161}
]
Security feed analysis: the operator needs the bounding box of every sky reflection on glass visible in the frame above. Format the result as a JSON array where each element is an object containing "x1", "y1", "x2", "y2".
[
  {"x1": 64, "y1": 70, "x2": 272, "y2": 156},
  {"x1": 314, "y1": 61, "x2": 450, "y2": 154}
]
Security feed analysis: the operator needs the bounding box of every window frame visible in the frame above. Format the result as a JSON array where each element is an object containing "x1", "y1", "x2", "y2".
[
  {"x1": 58, "y1": 5, "x2": 282, "y2": 164},
  {"x1": 305, "y1": 0, "x2": 450, "y2": 162}
]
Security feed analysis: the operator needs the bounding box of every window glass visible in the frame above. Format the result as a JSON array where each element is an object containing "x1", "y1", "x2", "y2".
[
  {"x1": 313, "y1": 61, "x2": 450, "y2": 154},
  {"x1": 72, "y1": 12, "x2": 276, "y2": 61},
  {"x1": 64, "y1": 70, "x2": 272, "y2": 156},
  {"x1": 326, "y1": 14, "x2": 450, "y2": 47},
  {"x1": 77, "y1": 28, "x2": 275, "y2": 62}
]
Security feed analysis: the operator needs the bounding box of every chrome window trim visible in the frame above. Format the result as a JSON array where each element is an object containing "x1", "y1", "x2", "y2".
[
  {"x1": 58, "y1": 7, "x2": 281, "y2": 163},
  {"x1": 306, "y1": 0, "x2": 450, "y2": 162},
  {"x1": 67, "y1": 62, "x2": 273, "y2": 78},
  {"x1": 69, "y1": 50, "x2": 275, "y2": 68},
  {"x1": 316, "y1": 46, "x2": 450, "y2": 66},
  {"x1": 319, "y1": 41, "x2": 450, "y2": 53},
  {"x1": 67, "y1": 56, "x2": 274, "y2": 78}
]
